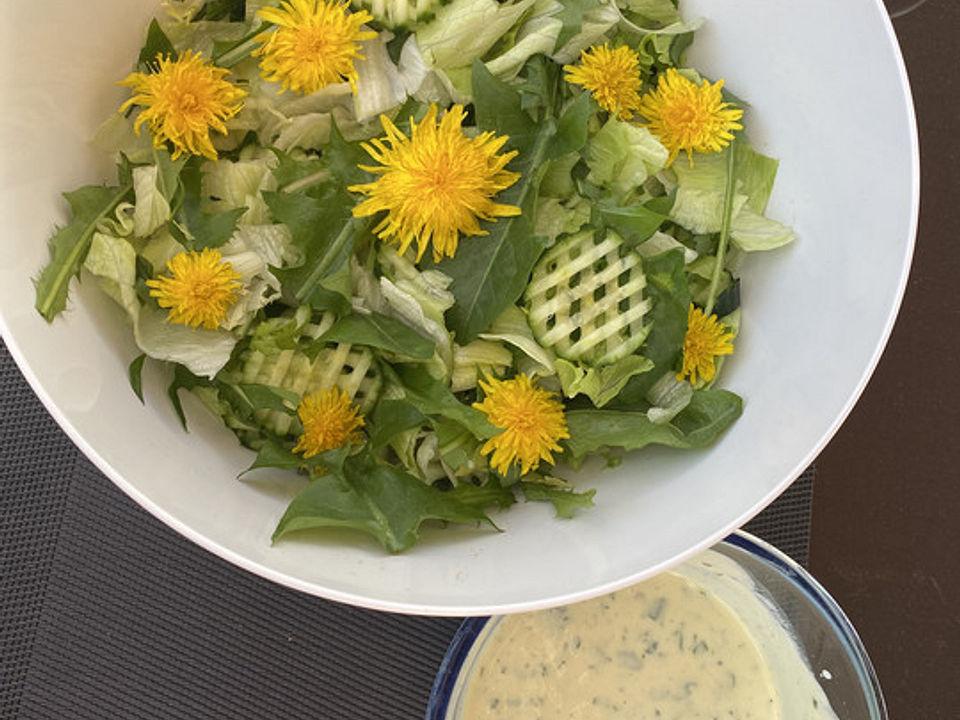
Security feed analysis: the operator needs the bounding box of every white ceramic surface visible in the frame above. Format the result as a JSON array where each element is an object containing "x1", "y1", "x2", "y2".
[{"x1": 0, "y1": 0, "x2": 917, "y2": 615}]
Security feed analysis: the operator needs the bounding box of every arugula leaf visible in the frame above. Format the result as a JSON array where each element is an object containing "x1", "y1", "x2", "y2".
[
  {"x1": 436, "y1": 61, "x2": 554, "y2": 342},
  {"x1": 34, "y1": 184, "x2": 134, "y2": 322},
  {"x1": 264, "y1": 186, "x2": 361, "y2": 307},
  {"x1": 521, "y1": 482, "x2": 595, "y2": 518},
  {"x1": 138, "y1": 19, "x2": 176, "y2": 70},
  {"x1": 564, "y1": 389, "x2": 742, "y2": 462},
  {"x1": 128, "y1": 354, "x2": 147, "y2": 404},
  {"x1": 392, "y1": 364, "x2": 498, "y2": 439},
  {"x1": 272, "y1": 452, "x2": 496, "y2": 552},
  {"x1": 314, "y1": 312, "x2": 435, "y2": 360},
  {"x1": 613, "y1": 248, "x2": 690, "y2": 405},
  {"x1": 369, "y1": 399, "x2": 427, "y2": 450}
]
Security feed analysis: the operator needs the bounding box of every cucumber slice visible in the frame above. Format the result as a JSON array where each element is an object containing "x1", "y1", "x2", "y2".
[
  {"x1": 240, "y1": 343, "x2": 382, "y2": 437},
  {"x1": 524, "y1": 228, "x2": 652, "y2": 366},
  {"x1": 351, "y1": 0, "x2": 446, "y2": 28}
]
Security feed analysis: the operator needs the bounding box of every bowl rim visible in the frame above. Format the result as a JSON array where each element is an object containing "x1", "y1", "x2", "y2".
[
  {"x1": 0, "y1": 0, "x2": 920, "y2": 616},
  {"x1": 424, "y1": 529, "x2": 889, "y2": 720}
]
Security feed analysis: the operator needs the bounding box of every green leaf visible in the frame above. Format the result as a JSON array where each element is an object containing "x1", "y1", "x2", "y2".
[
  {"x1": 272, "y1": 452, "x2": 496, "y2": 552},
  {"x1": 555, "y1": 0, "x2": 602, "y2": 50},
  {"x1": 521, "y1": 482, "x2": 595, "y2": 518},
  {"x1": 167, "y1": 363, "x2": 212, "y2": 430},
  {"x1": 265, "y1": 186, "x2": 360, "y2": 307},
  {"x1": 128, "y1": 354, "x2": 147, "y2": 404},
  {"x1": 594, "y1": 201, "x2": 667, "y2": 248},
  {"x1": 34, "y1": 184, "x2": 134, "y2": 322},
  {"x1": 270, "y1": 148, "x2": 329, "y2": 194},
  {"x1": 436, "y1": 61, "x2": 554, "y2": 342},
  {"x1": 314, "y1": 312, "x2": 435, "y2": 360},
  {"x1": 174, "y1": 159, "x2": 245, "y2": 250},
  {"x1": 564, "y1": 389, "x2": 742, "y2": 463},
  {"x1": 324, "y1": 120, "x2": 371, "y2": 189},
  {"x1": 545, "y1": 92, "x2": 591, "y2": 161},
  {"x1": 241, "y1": 442, "x2": 342, "y2": 475},
  {"x1": 138, "y1": 19, "x2": 176, "y2": 70},
  {"x1": 369, "y1": 399, "x2": 427, "y2": 450},
  {"x1": 193, "y1": 0, "x2": 246, "y2": 22},
  {"x1": 393, "y1": 364, "x2": 498, "y2": 439},
  {"x1": 555, "y1": 355, "x2": 654, "y2": 408},
  {"x1": 233, "y1": 383, "x2": 301, "y2": 414},
  {"x1": 448, "y1": 477, "x2": 517, "y2": 511},
  {"x1": 613, "y1": 248, "x2": 690, "y2": 405}
]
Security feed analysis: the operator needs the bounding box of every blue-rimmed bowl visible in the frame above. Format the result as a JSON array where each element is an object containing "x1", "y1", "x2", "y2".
[{"x1": 426, "y1": 531, "x2": 887, "y2": 719}]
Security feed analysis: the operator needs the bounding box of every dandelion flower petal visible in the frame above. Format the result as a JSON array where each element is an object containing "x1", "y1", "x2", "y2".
[
  {"x1": 349, "y1": 104, "x2": 521, "y2": 262},
  {"x1": 564, "y1": 44, "x2": 643, "y2": 119},
  {"x1": 253, "y1": 0, "x2": 376, "y2": 95},
  {"x1": 473, "y1": 374, "x2": 569, "y2": 476},
  {"x1": 638, "y1": 68, "x2": 744, "y2": 166},
  {"x1": 145, "y1": 248, "x2": 244, "y2": 330},
  {"x1": 677, "y1": 304, "x2": 735, "y2": 385},
  {"x1": 293, "y1": 388, "x2": 365, "y2": 458},
  {"x1": 118, "y1": 50, "x2": 246, "y2": 160}
]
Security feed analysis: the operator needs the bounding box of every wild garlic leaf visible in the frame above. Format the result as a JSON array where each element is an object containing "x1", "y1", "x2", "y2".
[
  {"x1": 272, "y1": 452, "x2": 496, "y2": 552},
  {"x1": 34, "y1": 183, "x2": 134, "y2": 322},
  {"x1": 313, "y1": 312, "x2": 435, "y2": 360},
  {"x1": 564, "y1": 389, "x2": 742, "y2": 463},
  {"x1": 545, "y1": 91, "x2": 592, "y2": 161},
  {"x1": 436, "y1": 61, "x2": 554, "y2": 342}
]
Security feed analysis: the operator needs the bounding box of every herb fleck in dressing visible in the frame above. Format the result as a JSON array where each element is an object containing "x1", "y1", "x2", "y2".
[{"x1": 458, "y1": 552, "x2": 839, "y2": 720}]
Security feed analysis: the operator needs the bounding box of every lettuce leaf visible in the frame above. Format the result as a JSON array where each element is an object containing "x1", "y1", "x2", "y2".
[
  {"x1": 556, "y1": 354, "x2": 654, "y2": 407},
  {"x1": 587, "y1": 118, "x2": 669, "y2": 197}
]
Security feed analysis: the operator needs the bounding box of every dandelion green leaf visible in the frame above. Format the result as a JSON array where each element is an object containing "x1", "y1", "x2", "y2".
[{"x1": 34, "y1": 184, "x2": 134, "y2": 322}]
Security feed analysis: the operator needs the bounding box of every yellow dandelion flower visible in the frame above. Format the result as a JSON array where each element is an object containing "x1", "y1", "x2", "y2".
[
  {"x1": 563, "y1": 44, "x2": 644, "y2": 119},
  {"x1": 293, "y1": 388, "x2": 365, "y2": 458},
  {"x1": 118, "y1": 50, "x2": 246, "y2": 161},
  {"x1": 349, "y1": 104, "x2": 521, "y2": 262},
  {"x1": 637, "y1": 68, "x2": 744, "y2": 166},
  {"x1": 253, "y1": 0, "x2": 376, "y2": 95},
  {"x1": 146, "y1": 248, "x2": 243, "y2": 330},
  {"x1": 473, "y1": 374, "x2": 570, "y2": 476},
  {"x1": 677, "y1": 304, "x2": 735, "y2": 385}
]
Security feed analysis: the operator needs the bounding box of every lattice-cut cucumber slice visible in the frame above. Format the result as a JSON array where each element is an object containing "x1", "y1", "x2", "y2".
[
  {"x1": 240, "y1": 344, "x2": 382, "y2": 437},
  {"x1": 351, "y1": 0, "x2": 446, "y2": 28},
  {"x1": 524, "y1": 228, "x2": 652, "y2": 366}
]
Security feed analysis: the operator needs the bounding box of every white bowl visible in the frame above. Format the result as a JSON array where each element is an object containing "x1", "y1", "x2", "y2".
[{"x1": 0, "y1": 0, "x2": 917, "y2": 615}]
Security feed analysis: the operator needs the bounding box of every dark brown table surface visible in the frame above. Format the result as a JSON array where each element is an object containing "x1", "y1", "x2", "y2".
[{"x1": 810, "y1": 3, "x2": 960, "y2": 719}]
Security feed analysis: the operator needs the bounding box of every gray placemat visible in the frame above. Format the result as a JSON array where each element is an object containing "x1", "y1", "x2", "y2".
[{"x1": 0, "y1": 339, "x2": 813, "y2": 719}]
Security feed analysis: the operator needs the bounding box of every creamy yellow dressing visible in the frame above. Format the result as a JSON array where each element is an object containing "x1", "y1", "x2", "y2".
[{"x1": 456, "y1": 551, "x2": 839, "y2": 720}]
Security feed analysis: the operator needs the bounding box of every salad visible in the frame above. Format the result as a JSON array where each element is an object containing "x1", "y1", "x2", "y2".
[{"x1": 34, "y1": 0, "x2": 794, "y2": 552}]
